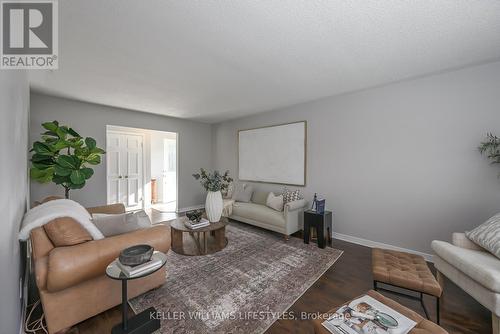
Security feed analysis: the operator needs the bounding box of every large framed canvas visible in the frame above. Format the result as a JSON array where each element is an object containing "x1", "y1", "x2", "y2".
[{"x1": 238, "y1": 121, "x2": 306, "y2": 186}]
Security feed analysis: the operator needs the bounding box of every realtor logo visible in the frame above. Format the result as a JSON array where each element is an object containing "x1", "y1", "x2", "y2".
[{"x1": 1, "y1": 0, "x2": 58, "y2": 69}]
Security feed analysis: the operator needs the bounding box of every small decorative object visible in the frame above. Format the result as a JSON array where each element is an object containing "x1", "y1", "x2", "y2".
[
  {"x1": 316, "y1": 199, "x2": 326, "y2": 214},
  {"x1": 311, "y1": 193, "x2": 326, "y2": 214},
  {"x1": 186, "y1": 209, "x2": 203, "y2": 223},
  {"x1": 29, "y1": 120, "x2": 105, "y2": 199},
  {"x1": 119, "y1": 244, "x2": 154, "y2": 266},
  {"x1": 311, "y1": 193, "x2": 318, "y2": 210},
  {"x1": 193, "y1": 168, "x2": 233, "y2": 222},
  {"x1": 479, "y1": 133, "x2": 500, "y2": 176}
]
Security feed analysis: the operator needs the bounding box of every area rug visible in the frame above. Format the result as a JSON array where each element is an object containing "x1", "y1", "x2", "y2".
[{"x1": 130, "y1": 221, "x2": 343, "y2": 334}]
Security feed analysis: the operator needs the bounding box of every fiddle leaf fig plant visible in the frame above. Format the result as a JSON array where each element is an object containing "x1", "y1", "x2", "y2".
[{"x1": 30, "y1": 121, "x2": 105, "y2": 198}]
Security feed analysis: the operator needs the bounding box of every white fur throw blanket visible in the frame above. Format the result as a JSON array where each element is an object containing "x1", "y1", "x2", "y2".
[{"x1": 19, "y1": 199, "x2": 104, "y2": 241}]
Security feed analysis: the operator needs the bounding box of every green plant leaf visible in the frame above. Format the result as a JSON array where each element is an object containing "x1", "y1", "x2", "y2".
[
  {"x1": 30, "y1": 167, "x2": 54, "y2": 183},
  {"x1": 52, "y1": 139, "x2": 70, "y2": 151},
  {"x1": 81, "y1": 167, "x2": 94, "y2": 179},
  {"x1": 32, "y1": 162, "x2": 52, "y2": 170},
  {"x1": 56, "y1": 155, "x2": 78, "y2": 169},
  {"x1": 85, "y1": 137, "x2": 96, "y2": 150},
  {"x1": 55, "y1": 127, "x2": 67, "y2": 139},
  {"x1": 70, "y1": 170, "x2": 86, "y2": 184},
  {"x1": 42, "y1": 131, "x2": 59, "y2": 138},
  {"x1": 32, "y1": 142, "x2": 53, "y2": 155},
  {"x1": 54, "y1": 164, "x2": 72, "y2": 176},
  {"x1": 52, "y1": 174, "x2": 69, "y2": 185},
  {"x1": 90, "y1": 147, "x2": 105, "y2": 154},
  {"x1": 32, "y1": 153, "x2": 53, "y2": 162},
  {"x1": 42, "y1": 121, "x2": 58, "y2": 132},
  {"x1": 75, "y1": 147, "x2": 89, "y2": 157},
  {"x1": 68, "y1": 128, "x2": 80, "y2": 137},
  {"x1": 86, "y1": 154, "x2": 101, "y2": 165},
  {"x1": 69, "y1": 181, "x2": 85, "y2": 189}
]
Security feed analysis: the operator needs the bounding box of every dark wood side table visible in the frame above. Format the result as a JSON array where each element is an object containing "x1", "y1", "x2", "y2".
[
  {"x1": 106, "y1": 251, "x2": 167, "y2": 334},
  {"x1": 303, "y1": 210, "x2": 332, "y2": 249}
]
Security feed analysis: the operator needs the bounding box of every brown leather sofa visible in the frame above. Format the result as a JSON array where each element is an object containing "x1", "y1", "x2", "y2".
[{"x1": 30, "y1": 203, "x2": 171, "y2": 334}]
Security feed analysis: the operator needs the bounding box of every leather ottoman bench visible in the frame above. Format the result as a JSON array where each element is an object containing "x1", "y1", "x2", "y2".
[
  {"x1": 372, "y1": 248, "x2": 442, "y2": 324},
  {"x1": 312, "y1": 290, "x2": 448, "y2": 334}
]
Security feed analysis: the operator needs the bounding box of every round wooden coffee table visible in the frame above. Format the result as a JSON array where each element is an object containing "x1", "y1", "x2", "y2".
[{"x1": 170, "y1": 217, "x2": 228, "y2": 256}]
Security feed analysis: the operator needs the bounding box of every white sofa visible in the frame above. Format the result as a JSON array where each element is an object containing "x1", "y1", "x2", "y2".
[
  {"x1": 227, "y1": 191, "x2": 307, "y2": 239},
  {"x1": 432, "y1": 233, "x2": 500, "y2": 333}
]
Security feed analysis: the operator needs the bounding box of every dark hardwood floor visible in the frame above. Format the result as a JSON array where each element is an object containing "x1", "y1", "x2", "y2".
[
  {"x1": 267, "y1": 238, "x2": 491, "y2": 334},
  {"x1": 61, "y1": 222, "x2": 490, "y2": 334}
]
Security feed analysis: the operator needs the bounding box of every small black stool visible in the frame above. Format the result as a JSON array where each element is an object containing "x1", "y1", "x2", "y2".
[{"x1": 303, "y1": 210, "x2": 332, "y2": 248}]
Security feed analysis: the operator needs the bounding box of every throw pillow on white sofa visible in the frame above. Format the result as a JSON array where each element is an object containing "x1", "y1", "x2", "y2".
[
  {"x1": 466, "y1": 212, "x2": 500, "y2": 259},
  {"x1": 232, "y1": 184, "x2": 254, "y2": 202},
  {"x1": 266, "y1": 192, "x2": 284, "y2": 212}
]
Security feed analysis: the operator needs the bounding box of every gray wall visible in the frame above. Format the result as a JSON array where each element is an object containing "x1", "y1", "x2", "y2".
[
  {"x1": 0, "y1": 72, "x2": 29, "y2": 334},
  {"x1": 30, "y1": 93, "x2": 212, "y2": 209},
  {"x1": 213, "y1": 61, "x2": 500, "y2": 254}
]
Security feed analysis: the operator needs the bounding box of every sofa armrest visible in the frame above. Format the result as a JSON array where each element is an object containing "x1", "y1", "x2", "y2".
[
  {"x1": 47, "y1": 225, "x2": 170, "y2": 292},
  {"x1": 452, "y1": 232, "x2": 486, "y2": 251},
  {"x1": 284, "y1": 199, "x2": 307, "y2": 212}
]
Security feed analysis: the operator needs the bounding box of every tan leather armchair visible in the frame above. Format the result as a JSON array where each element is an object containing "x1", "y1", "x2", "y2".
[{"x1": 30, "y1": 203, "x2": 171, "y2": 334}]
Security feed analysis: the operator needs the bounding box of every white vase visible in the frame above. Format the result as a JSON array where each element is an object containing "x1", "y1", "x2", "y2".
[{"x1": 205, "y1": 190, "x2": 223, "y2": 223}]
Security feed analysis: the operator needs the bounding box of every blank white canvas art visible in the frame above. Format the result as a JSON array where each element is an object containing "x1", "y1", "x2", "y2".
[{"x1": 238, "y1": 122, "x2": 306, "y2": 185}]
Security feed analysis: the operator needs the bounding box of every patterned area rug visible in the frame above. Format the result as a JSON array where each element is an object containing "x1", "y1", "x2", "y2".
[{"x1": 130, "y1": 221, "x2": 343, "y2": 334}]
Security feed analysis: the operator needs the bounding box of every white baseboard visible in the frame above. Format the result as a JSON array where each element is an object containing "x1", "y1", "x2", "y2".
[
  {"x1": 176, "y1": 204, "x2": 204, "y2": 213},
  {"x1": 332, "y1": 232, "x2": 434, "y2": 263}
]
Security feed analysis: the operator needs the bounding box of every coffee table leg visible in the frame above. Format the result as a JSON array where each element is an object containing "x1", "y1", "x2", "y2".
[
  {"x1": 204, "y1": 231, "x2": 208, "y2": 254},
  {"x1": 214, "y1": 227, "x2": 225, "y2": 249},
  {"x1": 171, "y1": 229, "x2": 183, "y2": 253},
  {"x1": 122, "y1": 279, "x2": 128, "y2": 330}
]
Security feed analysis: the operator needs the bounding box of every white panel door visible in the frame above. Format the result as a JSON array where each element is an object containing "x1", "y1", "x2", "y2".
[
  {"x1": 107, "y1": 132, "x2": 144, "y2": 211},
  {"x1": 162, "y1": 138, "x2": 177, "y2": 203},
  {"x1": 106, "y1": 133, "x2": 122, "y2": 205}
]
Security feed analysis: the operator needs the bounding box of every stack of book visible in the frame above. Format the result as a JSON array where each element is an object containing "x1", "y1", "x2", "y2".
[
  {"x1": 116, "y1": 258, "x2": 163, "y2": 277},
  {"x1": 184, "y1": 218, "x2": 210, "y2": 229}
]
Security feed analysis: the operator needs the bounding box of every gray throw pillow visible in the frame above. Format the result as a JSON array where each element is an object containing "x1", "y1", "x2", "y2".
[
  {"x1": 92, "y1": 210, "x2": 151, "y2": 237},
  {"x1": 466, "y1": 212, "x2": 500, "y2": 259},
  {"x1": 232, "y1": 184, "x2": 254, "y2": 203},
  {"x1": 251, "y1": 191, "x2": 269, "y2": 206}
]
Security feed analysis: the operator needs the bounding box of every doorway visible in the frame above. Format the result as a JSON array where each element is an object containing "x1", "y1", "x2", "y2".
[{"x1": 106, "y1": 125, "x2": 177, "y2": 212}]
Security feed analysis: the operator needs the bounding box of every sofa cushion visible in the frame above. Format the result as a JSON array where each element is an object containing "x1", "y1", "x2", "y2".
[
  {"x1": 232, "y1": 184, "x2": 253, "y2": 202},
  {"x1": 466, "y1": 212, "x2": 500, "y2": 259},
  {"x1": 232, "y1": 202, "x2": 285, "y2": 227},
  {"x1": 251, "y1": 191, "x2": 269, "y2": 206},
  {"x1": 432, "y1": 240, "x2": 500, "y2": 293},
  {"x1": 266, "y1": 192, "x2": 284, "y2": 212},
  {"x1": 44, "y1": 217, "x2": 93, "y2": 247},
  {"x1": 92, "y1": 211, "x2": 150, "y2": 237}
]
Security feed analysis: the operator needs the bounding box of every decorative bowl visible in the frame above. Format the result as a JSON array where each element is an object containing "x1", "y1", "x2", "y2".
[
  {"x1": 186, "y1": 209, "x2": 203, "y2": 222},
  {"x1": 119, "y1": 244, "x2": 154, "y2": 266}
]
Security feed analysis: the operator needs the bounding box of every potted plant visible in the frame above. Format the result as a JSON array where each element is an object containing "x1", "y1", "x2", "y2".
[
  {"x1": 30, "y1": 120, "x2": 105, "y2": 199},
  {"x1": 479, "y1": 133, "x2": 500, "y2": 174},
  {"x1": 192, "y1": 168, "x2": 233, "y2": 222}
]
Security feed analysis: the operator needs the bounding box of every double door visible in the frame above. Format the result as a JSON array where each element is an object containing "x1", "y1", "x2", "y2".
[{"x1": 107, "y1": 132, "x2": 144, "y2": 211}]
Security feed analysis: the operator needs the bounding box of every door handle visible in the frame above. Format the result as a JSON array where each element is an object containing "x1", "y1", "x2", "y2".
[
  {"x1": 125, "y1": 175, "x2": 128, "y2": 178},
  {"x1": 118, "y1": 175, "x2": 122, "y2": 179}
]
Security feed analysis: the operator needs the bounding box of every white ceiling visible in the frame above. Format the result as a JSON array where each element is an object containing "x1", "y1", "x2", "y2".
[{"x1": 30, "y1": 0, "x2": 500, "y2": 123}]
